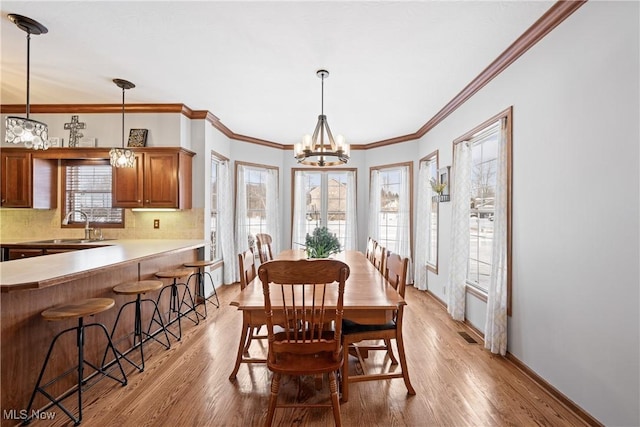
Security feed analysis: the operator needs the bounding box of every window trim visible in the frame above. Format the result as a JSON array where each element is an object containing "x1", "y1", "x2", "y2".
[
  {"x1": 61, "y1": 159, "x2": 124, "y2": 229},
  {"x1": 210, "y1": 151, "x2": 228, "y2": 262},
  {"x1": 453, "y1": 106, "x2": 512, "y2": 315}
]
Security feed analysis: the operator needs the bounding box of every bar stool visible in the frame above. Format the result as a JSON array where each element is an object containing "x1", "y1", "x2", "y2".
[
  {"x1": 154, "y1": 269, "x2": 198, "y2": 341},
  {"x1": 103, "y1": 280, "x2": 171, "y2": 373},
  {"x1": 183, "y1": 260, "x2": 220, "y2": 320},
  {"x1": 23, "y1": 298, "x2": 127, "y2": 426}
]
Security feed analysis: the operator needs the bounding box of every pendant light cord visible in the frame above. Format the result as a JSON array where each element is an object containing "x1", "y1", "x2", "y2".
[
  {"x1": 26, "y1": 32, "x2": 31, "y2": 119},
  {"x1": 121, "y1": 86, "x2": 125, "y2": 149}
]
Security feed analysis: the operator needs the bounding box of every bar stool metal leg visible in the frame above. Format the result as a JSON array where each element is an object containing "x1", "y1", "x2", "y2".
[{"x1": 23, "y1": 318, "x2": 127, "y2": 426}]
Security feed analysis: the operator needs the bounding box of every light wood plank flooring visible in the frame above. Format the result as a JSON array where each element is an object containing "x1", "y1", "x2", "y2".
[{"x1": 21, "y1": 284, "x2": 590, "y2": 426}]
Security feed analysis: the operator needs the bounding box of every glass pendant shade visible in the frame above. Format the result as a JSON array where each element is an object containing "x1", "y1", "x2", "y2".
[
  {"x1": 109, "y1": 147, "x2": 135, "y2": 168},
  {"x1": 5, "y1": 116, "x2": 49, "y2": 149},
  {"x1": 5, "y1": 14, "x2": 49, "y2": 150},
  {"x1": 110, "y1": 78, "x2": 136, "y2": 168}
]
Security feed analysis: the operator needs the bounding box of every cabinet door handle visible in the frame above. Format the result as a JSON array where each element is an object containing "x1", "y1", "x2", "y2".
[{"x1": 145, "y1": 200, "x2": 150, "y2": 204}]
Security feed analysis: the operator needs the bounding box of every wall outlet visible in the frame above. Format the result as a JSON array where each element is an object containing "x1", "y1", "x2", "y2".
[
  {"x1": 153, "y1": 219, "x2": 160, "y2": 229},
  {"x1": 443, "y1": 286, "x2": 446, "y2": 295}
]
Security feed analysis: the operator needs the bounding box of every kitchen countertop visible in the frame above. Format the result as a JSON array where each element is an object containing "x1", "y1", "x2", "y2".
[{"x1": 0, "y1": 239, "x2": 206, "y2": 292}]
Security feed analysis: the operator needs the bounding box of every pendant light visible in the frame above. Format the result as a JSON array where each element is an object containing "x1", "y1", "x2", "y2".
[
  {"x1": 109, "y1": 78, "x2": 136, "y2": 168},
  {"x1": 5, "y1": 14, "x2": 49, "y2": 150},
  {"x1": 294, "y1": 69, "x2": 349, "y2": 167}
]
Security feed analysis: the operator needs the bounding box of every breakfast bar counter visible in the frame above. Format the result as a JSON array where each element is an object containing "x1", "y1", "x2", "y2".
[{"x1": 0, "y1": 239, "x2": 206, "y2": 425}]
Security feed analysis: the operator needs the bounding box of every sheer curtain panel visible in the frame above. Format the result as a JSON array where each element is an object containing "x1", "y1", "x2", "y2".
[
  {"x1": 219, "y1": 161, "x2": 237, "y2": 284},
  {"x1": 447, "y1": 142, "x2": 471, "y2": 321},
  {"x1": 484, "y1": 120, "x2": 508, "y2": 355},
  {"x1": 414, "y1": 163, "x2": 432, "y2": 290}
]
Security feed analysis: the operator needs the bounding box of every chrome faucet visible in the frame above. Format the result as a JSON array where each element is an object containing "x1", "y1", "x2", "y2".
[{"x1": 62, "y1": 210, "x2": 93, "y2": 240}]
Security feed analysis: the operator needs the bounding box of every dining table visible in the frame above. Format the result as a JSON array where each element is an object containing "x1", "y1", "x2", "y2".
[{"x1": 228, "y1": 249, "x2": 408, "y2": 395}]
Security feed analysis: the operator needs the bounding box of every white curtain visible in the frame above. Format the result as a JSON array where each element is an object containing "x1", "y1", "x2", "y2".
[
  {"x1": 447, "y1": 142, "x2": 471, "y2": 321},
  {"x1": 414, "y1": 162, "x2": 432, "y2": 291},
  {"x1": 291, "y1": 170, "x2": 307, "y2": 249},
  {"x1": 485, "y1": 120, "x2": 508, "y2": 355},
  {"x1": 397, "y1": 166, "x2": 413, "y2": 283},
  {"x1": 235, "y1": 165, "x2": 248, "y2": 253},
  {"x1": 265, "y1": 168, "x2": 280, "y2": 255},
  {"x1": 368, "y1": 170, "x2": 380, "y2": 242},
  {"x1": 219, "y1": 160, "x2": 237, "y2": 284},
  {"x1": 344, "y1": 170, "x2": 358, "y2": 250}
]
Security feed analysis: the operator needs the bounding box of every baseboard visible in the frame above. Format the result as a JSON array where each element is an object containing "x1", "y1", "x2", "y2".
[{"x1": 423, "y1": 289, "x2": 602, "y2": 427}]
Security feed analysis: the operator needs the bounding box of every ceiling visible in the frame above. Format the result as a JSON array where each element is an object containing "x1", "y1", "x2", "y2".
[{"x1": 1, "y1": 1, "x2": 555, "y2": 146}]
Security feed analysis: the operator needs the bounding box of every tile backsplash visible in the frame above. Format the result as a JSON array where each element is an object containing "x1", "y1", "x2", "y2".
[{"x1": 0, "y1": 208, "x2": 204, "y2": 241}]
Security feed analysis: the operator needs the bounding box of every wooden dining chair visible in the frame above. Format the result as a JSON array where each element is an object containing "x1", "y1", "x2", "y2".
[
  {"x1": 372, "y1": 243, "x2": 385, "y2": 273},
  {"x1": 237, "y1": 248, "x2": 267, "y2": 355},
  {"x1": 255, "y1": 233, "x2": 274, "y2": 264},
  {"x1": 340, "y1": 252, "x2": 416, "y2": 403},
  {"x1": 365, "y1": 237, "x2": 377, "y2": 263},
  {"x1": 259, "y1": 259, "x2": 350, "y2": 427}
]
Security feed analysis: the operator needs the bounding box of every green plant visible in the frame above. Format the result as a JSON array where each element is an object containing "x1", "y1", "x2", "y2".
[
  {"x1": 305, "y1": 226, "x2": 342, "y2": 258},
  {"x1": 430, "y1": 177, "x2": 447, "y2": 195}
]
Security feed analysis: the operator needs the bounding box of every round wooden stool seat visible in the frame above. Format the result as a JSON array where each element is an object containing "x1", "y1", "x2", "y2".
[
  {"x1": 113, "y1": 280, "x2": 164, "y2": 295},
  {"x1": 183, "y1": 260, "x2": 215, "y2": 268},
  {"x1": 42, "y1": 298, "x2": 115, "y2": 321},
  {"x1": 155, "y1": 269, "x2": 191, "y2": 280}
]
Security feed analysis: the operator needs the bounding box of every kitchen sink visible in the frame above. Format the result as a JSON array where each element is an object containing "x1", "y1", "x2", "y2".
[{"x1": 26, "y1": 238, "x2": 114, "y2": 244}]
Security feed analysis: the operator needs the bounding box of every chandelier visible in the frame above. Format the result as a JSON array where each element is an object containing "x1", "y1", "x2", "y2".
[
  {"x1": 5, "y1": 14, "x2": 49, "y2": 150},
  {"x1": 294, "y1": 69, "x2": 349, "y2": 167},
  {"x1": 109, "y1": 78, "x2": 136, "y2": 168}
]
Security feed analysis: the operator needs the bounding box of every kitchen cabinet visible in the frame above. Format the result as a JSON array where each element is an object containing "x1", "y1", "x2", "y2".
[
  {"x1": 112, "y1": 148, "x2": 194, "y2": 209},
  {"x1": 8, "y1": 249, "x2": 44, "y2": 260},
  {"x1": 0, "y1": 150, "x2": 57, "y2": 209}
]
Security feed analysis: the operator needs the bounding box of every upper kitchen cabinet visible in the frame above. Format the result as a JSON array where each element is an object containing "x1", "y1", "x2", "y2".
[
  {"x1": 1, "y1": 149, "x2": 57, "y2": 209},
  {"x1": 112, "y1": 147, "x2": 194, "y2": 209}
]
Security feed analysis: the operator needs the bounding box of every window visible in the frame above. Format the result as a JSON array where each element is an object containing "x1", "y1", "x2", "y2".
[
  {"x1": 369, "y1": 162, "x2": 413, "y2": 258},
  {"x1": 210, "y1": 154, "x2": 220, "y2": 260},
  {"x1": 467, "y1": 123, "x2": 500, "y2": 291},
  {"x1": 62, "y1": 159, "x2": 123, "y2": 227},
  {"x1": 291, "y1": 169, "x2": 357, "y2": 250},
  {"x1": 235, "y1": 162, "x2": 279, "y2": 254},
  {"x1": 416, "y1": 151, "x2": 439, "y2": 277},
  {"x1": 449, "y1": 106, "x2": 512, "y2": 314}
]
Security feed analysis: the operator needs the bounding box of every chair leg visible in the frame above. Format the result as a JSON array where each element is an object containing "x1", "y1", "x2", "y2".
[
  {"x1": 243, "y1": 326, "x2": 255, "y2": 356},
  {"x1": 341, "y1": 339, "x2": 350, "y2": 403},
  {"x1": 384, "y1": 338, "x2": 398, "y2": 365},
  {"x1": 264, "y1": 372, "x2": 281, "y2": 427},
  {"x1": 395, "y1": 332, "x2": 416, "y2": 396},
  {"x1": 229, "y1": 320, "x2": 251, "y2": 381},
  {"x1": 329, "y1": 371, "x2": 342, "y2": 427},
  {"x1": 203, "y1": 271, "x2": 220, "y2": 308}
]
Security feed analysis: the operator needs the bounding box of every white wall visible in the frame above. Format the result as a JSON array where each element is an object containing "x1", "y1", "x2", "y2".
[{"x1": 414, "y1": 2, "x2": 638, "y2": 425}]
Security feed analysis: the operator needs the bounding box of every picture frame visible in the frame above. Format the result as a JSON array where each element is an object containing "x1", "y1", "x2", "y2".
[
  {"x1": 48, "y1": 137, "x2": 61, "y2": 147},
  {"x1": 128, "y1": 129, "x2": 148, "y2": 147},
  {"x1": 438, "y1": 166, "x2": 450, "y2": 197},
  {"x1": 78, "y1": 137, "x2": 96, "y2": 148}
]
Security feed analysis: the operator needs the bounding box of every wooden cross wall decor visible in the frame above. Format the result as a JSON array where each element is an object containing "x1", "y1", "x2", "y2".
[{"x1": 64, "y1": 115, "x2": 86, "y2": 147}]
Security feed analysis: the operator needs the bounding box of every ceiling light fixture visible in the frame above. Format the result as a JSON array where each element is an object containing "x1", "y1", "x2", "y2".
[
  {"x1": 5, "y1": 14, "x2": 49, "y2": 150},
  {"x1": 294, "y1": 69, "x2": 349, "y2": 167},
  {"x1": 109, "y1": 78, "x2": 136, "y2": 168}
]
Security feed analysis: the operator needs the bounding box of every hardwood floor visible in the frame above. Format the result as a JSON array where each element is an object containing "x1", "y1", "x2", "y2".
[{"x1": 22, "y1": 284, "x2": 590, "y2": 427}]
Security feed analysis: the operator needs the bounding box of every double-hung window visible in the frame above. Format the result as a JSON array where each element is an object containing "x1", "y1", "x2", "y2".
[
  {"x1": 62, "y1": 159, "x2": 123, "y2": 227},
  {"x1": 369, "y1": 162, "x2": 413, "y2": 259},
  {"x1": 235, "y1": 162, "x2": 279, "y2": 254}
]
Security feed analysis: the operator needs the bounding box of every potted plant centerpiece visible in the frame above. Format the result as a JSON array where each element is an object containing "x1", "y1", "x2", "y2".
[{"x1": 305, "y1": 226, "x2": 342, "y2": 259}]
